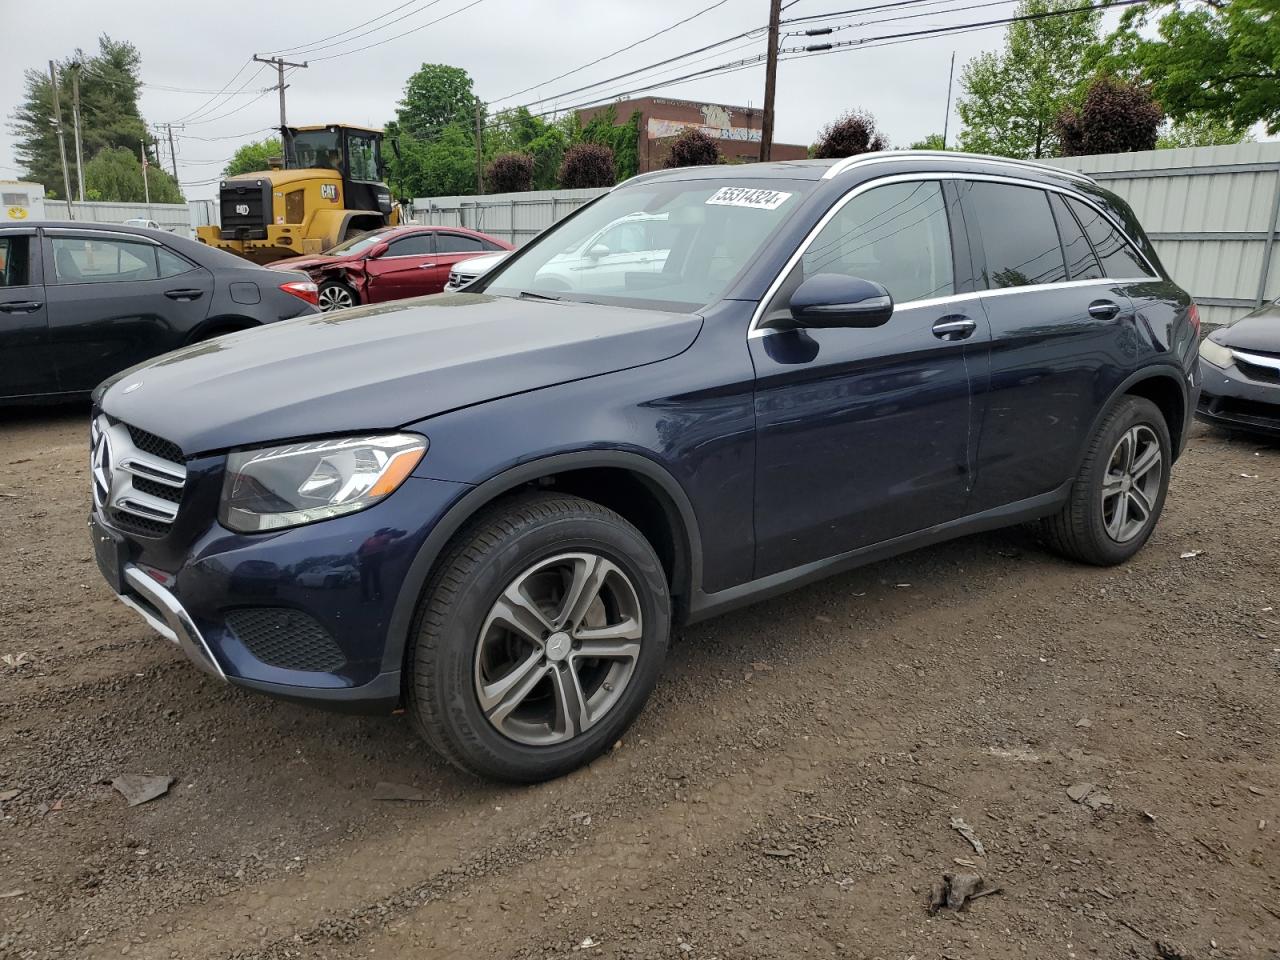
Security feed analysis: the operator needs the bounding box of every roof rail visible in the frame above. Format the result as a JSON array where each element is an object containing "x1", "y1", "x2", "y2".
[{"x1": 821, "y1": 150, "x2": 1097, "y2": 185}]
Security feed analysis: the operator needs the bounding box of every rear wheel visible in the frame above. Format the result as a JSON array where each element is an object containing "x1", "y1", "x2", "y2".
[
  {"x1": 1040, "y1": 395, "x2": 1171, "y2": 565},
  {"x1": 407, "y1": 493, "x2": 670, "y2": 782},
  {"x1": 317, "y1": 279, "x2": 356, "y2": 312}
]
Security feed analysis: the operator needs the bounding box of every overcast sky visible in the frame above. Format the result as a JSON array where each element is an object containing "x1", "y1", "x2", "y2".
[{"x1": 1, "y1": 0, "x2": 1129, "y2": 203}]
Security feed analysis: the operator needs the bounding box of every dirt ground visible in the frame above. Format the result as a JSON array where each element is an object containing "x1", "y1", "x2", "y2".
[{"x1": 0, "y1": 405, "x2": 1276, "y2": 960}]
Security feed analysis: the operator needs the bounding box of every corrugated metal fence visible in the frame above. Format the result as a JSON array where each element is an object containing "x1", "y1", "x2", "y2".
[
  {"x1": 1047, "y1": 142, "x2": 1280, "y2": 329},
  {"x1": 412, "y1": 188, "x2": 609, "y2": 246},
  {"x1": 50, "y1": 200, "x2": 194, "y2": 235}
]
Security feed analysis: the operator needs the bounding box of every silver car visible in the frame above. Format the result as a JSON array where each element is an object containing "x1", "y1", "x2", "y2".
[{"x1": 445, "y1": 251, "x2": 509, "y2": 291}]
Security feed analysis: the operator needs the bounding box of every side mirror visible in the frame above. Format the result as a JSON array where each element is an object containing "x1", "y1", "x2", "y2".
[
  {"x1": 368, "y1": 242, "x2": 390, "y2": 259},
  {"x1": 789, "y1": 273, "x2": 894, "y2": 329},
  {"x1": 587, "y1": 243, "x2": 610, "y2": 260}
]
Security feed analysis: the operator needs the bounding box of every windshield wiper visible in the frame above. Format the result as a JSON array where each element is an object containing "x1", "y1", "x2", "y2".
[{"x1": 517, "y1": 290, "x2": 563, "y2": 302}]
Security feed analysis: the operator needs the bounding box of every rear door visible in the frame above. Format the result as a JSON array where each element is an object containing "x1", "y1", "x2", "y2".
[
  {"x1": 362, "y1": 232, "x2": 438, "y2": 302},
  {"x1": 0, "y1": 229, "x2": 57, "y2": 399},
  {"x1": 960, "y1": 179, "x2": 1138, "y2": 511},
  {"x1": 42, "y1": 230, "x2": 213, "y2": 392},
  {"x1": 431, "y1": 232, "x2": 490, "y2": 292}
]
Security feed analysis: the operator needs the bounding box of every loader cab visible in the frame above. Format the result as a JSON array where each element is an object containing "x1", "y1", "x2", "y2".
[{"x1": 283, "y1": 124, "x2": 392, "y2": 217}]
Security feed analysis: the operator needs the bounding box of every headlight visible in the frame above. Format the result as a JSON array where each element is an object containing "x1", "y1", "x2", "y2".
[
  {"x1": 1198, "y1": 337, "x2": 1234, "y2": 368},
  {"x1": 220, "y1": 433, "x2": 426, "y2": 533}
]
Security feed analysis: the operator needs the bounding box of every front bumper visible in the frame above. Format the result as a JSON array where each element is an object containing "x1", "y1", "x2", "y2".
[
  {"x1": 1195, "y1": 356, "x2": 1280, "y2": 437},
  {"x1": 91, "y1": 474, "x2": 470, "y2": 713}
]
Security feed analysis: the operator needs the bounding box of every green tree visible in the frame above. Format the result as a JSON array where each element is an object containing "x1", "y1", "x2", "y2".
[
  {"x1": 1157, "y1": 112, "x2": 1254, "y2": 150},
  {"x1": 223, "y1": 137, "x2": 283, "y2": 177},
  {"x1": 485, "y1": 108, "x2": 574, "y2": 190},
  {"x1": 576, "y1": 106, "x2": 643, "y2": 182},
  {"x1": 8, "y1": 35, "x2": 150, "y2": 198},
  {"x1": 395, "y1": 63, "x2": 482, "y2": 137},
  {"x1": 957, "y1": 0, "x2": 1101, "y2": 158},
  {"x1": 1055, "y1": 76, "x2": 1163, "y2": 156},
  {"x1": 908, "y1": 133, "x2": 948, "y2": 150},
  {"x1": 84, "y1": 146, "x2": 183, "y2": 204},
  {"x1": 390, "y1": 123, "x2": 476, "y2": 198}
]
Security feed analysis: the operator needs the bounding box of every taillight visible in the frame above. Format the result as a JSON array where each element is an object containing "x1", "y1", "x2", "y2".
[
  {"x1": 1188, "y1": 302, "x2": 1201, "y2": 337},
  {"x1": 280, "y1": 280, "x2": 319, "y2": 306}
]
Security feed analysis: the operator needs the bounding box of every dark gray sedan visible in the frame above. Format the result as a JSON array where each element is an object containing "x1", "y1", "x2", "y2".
[
  {"x1": 1197, "y1": 299, "x2": 1280, "y2": 436},
  {"x1": 0, "y1": 221, "x2": 318, "y2": 403}
]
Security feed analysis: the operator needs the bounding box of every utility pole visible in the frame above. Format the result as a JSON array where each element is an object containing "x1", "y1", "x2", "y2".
[
  {"x1": 942, "y1": 51, "x2": 957, "y2": 149},
  {"x1": 758, "y1": 0, "x2": 782, "y2": 163},
  {"x1": 158, "y1": 122, "x2": 182, "y2": 179},
  {"x1": 48, "y1": 60, "x2": 75, "y2": 219},
  {"x1": 253, "y1": 54, "x2": 309, "y2": 132},
  {"x1": 70, "y1": 62, "x2": 86, "y2": 201},
  {"x1": 140, "y1": 138, "x2": 152, "y2": 218},
  {"x1": 475, "y1": 103, "x2": 484, "y2": 195}
]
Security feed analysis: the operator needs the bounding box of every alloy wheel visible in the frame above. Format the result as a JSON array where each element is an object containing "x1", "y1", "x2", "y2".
[
  {"x1": 474, "y1": 552, "x2": 643, "y2": 746},
  {"x1": 318, "y1": 285, "x2": 354, "y2": 312},
  {"x1": 1101, "y1": 424, "x2": 1162, "y2": 543}
]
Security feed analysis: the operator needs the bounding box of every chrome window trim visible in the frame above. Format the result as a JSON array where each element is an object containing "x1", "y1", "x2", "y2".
[
  {"x1": 747, "y1": 171, "x2": 1158, "y2": 339},
  {"x1": 821, "y1": 150, "x2": 1096, "y2": 185},
  {"x1": 43, "y1": 227, "x2": 161, "y2": 244}
]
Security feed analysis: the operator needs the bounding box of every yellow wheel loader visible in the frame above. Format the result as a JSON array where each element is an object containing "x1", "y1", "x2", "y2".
[{"x1": 196, "y1": 124, "x2": 403, "y2": 264}]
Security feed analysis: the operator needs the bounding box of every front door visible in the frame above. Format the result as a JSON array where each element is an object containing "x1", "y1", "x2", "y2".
[
  {"x1": 363, "y1": 232, "x2": 438, "y2": 302},
  {"x1": 751, "y1": 179, "x2": 987, "y2": 577},
  {"x1": 42, "y1": 231, "x2": 213, "y2": 392},
  {"x1": 0, "y1": 230, "x2": 56, "y2": 399}
]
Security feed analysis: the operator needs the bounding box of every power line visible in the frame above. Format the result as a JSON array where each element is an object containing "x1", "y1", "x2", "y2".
[
  {"x1": 165, "y1": 59, "x2": 256, "y2": 124},
  {"x1": 783, "y1": 0, "x2": 1021, "y2": 36},
  {"x1": 310, "y1": 0, "x2": 490, "y2": 62},
  {"x1": 491, "y1": 0, "x2": 735, "y2": 104},
  {"x1": 263, "y1": 0, "x2": 425, "y2": 55},
  {"x1": 273, "y1": 0, "x2": 450, "y2": 58},
  {"x1": 171, "y1": 63, "x2": 271, "y2": 125}
]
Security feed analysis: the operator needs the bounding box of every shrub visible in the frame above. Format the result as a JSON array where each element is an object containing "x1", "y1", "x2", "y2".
[
  {"x1": 485, "y1": 152, "x2": 534, "y2": 193},
  {"x1": 663, "y1": 127, "x2": 722, "y2": 168},
  {"x1": 813, "y1": 109, "x2": 888, "y2": 159},
  {"x1": 559, "y1": 143, "x2": 616, "y2": 188},
  {"x1": 1056, "y1": 76, "x2": 1163, "y2": 157}
]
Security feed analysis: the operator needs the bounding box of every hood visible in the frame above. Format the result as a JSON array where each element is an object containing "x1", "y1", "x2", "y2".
[
  {"x1": 268, "y1": 254, "x2": 346, "y2": 272},
  {"x1": 455, "y1": 252, "x2": 508, "y2": 276},
  {"x1": 97, "y1": 293, "x2": 702, "y2": 455},
  {"x1": 1215, "y1": 301, "x2": 1280, "y2": 354}
]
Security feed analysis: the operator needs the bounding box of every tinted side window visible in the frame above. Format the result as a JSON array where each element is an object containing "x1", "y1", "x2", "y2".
[
  {"x1": 481, "y1": 239, "x2": 505, "y2": 251},
  {"x1": 51, "y1": 237, "x2": 158, "y2": 284},
  {"x1": 0, "y1": 236, "x2": 32, "y2": 287},
  {"x1": 387, "y1": 235, "x2": 434, "y2": 257},
  {"x1": 1065, "y1": 197, "x2": 1155, "y2": 278},
  {"x1": 968, "y1": 182, "x2": 1067, "y2": 288},
  {"x1": 1048, "y1": 194, "x2": 1103, "y2": 281},
  {"x1": 156, "y1": 246, "x2": 195, "y2": 279},
  {"x1": 436, "y1": 233, "x2": 484, "y2": 253},
  {"x1": 801, "y1": 180, "x2": 954, "y2": 304}
]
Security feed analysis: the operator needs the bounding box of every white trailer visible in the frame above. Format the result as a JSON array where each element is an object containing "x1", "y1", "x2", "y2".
[{"x1": 1, "y1": 181, "x2": 47, "y2": 222}]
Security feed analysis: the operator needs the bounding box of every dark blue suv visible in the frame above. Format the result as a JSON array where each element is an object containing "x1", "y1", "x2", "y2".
[{"x1": 89, "y1": 152, "x2": 1200, "y2": 782}]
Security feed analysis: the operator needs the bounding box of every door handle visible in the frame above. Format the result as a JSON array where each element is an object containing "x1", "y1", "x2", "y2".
[
  {"x1": 164, "y1": 288, "x2": 204, "y2": 301},
  {"x1": 0, "y1": 300, "x2": 43, "y2": 313},
  {"x1": 1088, "y1": 299, "x2": 1121, "y2": 320},
  {"x1": 417, "y1": 263, "x2": 437, "y2": 269},
  {"x1": 932, "y1": 316, "x2": 977, "y2": 341}
]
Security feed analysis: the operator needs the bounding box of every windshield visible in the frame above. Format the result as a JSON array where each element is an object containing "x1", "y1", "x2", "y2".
[
  {"x1": 325, "y1": 231, "x2": 386, "y2": 256},
  {"x1": 485, "y1": 179, "x2": 811, "y2": 310},
  {"x1": 292, "y1": 130, "x2": 342, "y2": 172}
]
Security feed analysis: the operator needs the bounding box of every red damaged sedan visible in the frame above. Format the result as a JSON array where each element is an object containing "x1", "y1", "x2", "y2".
[{"x1": 270, "y1": 225, "x2": 512, "y2": 312}]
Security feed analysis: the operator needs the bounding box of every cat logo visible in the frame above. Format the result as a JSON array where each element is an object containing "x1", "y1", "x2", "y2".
[
  {"x1": 234, "y1": 203, "x2": 250, "y2": 216},
  {"x1": 6, "y1": 206, "x2": 28, "y2": 220},
  {"x1": 320, "y1": 183, "x2": 338, "y2": 201}
]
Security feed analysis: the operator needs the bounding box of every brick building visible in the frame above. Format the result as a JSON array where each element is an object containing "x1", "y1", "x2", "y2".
[{"x1": 577, "y1": 96, "x2": 810, "y2": 173}]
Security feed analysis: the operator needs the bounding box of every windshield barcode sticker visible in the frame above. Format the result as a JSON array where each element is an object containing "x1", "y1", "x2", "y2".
[{"x1": 705, "y1": 187, "x2": 793, "y2": 210}]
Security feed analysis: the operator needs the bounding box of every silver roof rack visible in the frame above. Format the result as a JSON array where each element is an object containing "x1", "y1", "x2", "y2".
[{"x1": 821, "y1": 150, "x2": 1097, "y2": 185}]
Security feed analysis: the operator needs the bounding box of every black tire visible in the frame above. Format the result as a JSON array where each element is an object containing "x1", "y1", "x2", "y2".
[
  {"x1": 1040, "y1": 395, "x2": 1171, "y2": 565},
  {"x1": 406, "y1": 492, "x2": 671, "y2": 782},
  {"x1": 317, "y1": 279, "x2": 357, "y2": 313}
]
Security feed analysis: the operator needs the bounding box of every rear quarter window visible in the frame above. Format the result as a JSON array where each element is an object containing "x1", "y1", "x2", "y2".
[{"x1": 1065, "y1": 197, "x2": 1155, "y2": 279}]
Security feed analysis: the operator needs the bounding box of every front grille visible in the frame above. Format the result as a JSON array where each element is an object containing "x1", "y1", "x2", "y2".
[
  {"x1": 1234, "y1": 356, "x2": 1280, "y2": 385},
  {"x1": 1214, "y1": 397, "x2": 1280, "y2": 425},
  {"x1": 126, "y1": 425, "x2": 184, "y2": 464},
  {"x1": 226, "y1": 608, "x2": 346, "y2": 672},
  {"x1": 92, "y1": 416, "x2": 187, "y2": 540}
]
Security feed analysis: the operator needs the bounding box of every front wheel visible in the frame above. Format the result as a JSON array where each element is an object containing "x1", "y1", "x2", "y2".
[
  {"x1": 1040, "y1": 395, "x2": 1171, "y2": 565},
  {"x1": 407, "y1": 493, "x2": 671, "y2": 782},
  {"x1": 317, "y1": 279, "x2": 357, "y2": 313}
]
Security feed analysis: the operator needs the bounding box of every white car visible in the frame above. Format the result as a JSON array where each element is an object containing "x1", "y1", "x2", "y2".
[
  {"x1": 122, "y1": 218, "x2": 162, "y2": 230},
  {"x1": 445, "y1": 251, "x2": 509, "y2": 291},
  {"x1": 534, "y1": 212, "x2": 672, "y2": 293}
]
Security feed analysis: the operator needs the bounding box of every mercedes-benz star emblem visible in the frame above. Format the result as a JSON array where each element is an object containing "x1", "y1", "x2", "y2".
[{"x1": 91, "y1": 430, "x2": 113, "y2": 507}]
